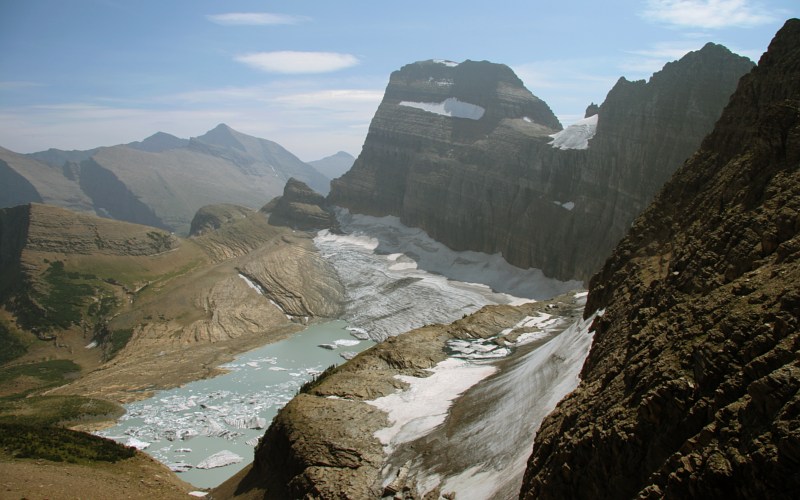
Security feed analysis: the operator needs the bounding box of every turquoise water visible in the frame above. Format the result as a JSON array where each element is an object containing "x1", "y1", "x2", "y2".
[{"x1": 98, "y1": 320, "x2": 374, "y2": 488}]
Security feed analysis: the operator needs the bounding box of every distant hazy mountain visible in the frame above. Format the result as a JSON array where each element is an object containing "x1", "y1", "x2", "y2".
[
  {"x1": 127, "y1": 131, "x2": 189, "y2": 153},
  {"x1": 308, "y1": 151, "x2": 356, "y2": 180},
  {"x1": 0, "y1": 124, "x2": 328, "y2": 235}
]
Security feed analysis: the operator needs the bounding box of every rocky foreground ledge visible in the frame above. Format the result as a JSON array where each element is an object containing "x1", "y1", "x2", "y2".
[{"x1": 213, "y1": 292, "x2": 588, "y2": 499}]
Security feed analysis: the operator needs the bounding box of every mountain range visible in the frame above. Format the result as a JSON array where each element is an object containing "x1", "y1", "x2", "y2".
[{"x1": 0, "y1": 124, "x2": 335, "y2": 235}]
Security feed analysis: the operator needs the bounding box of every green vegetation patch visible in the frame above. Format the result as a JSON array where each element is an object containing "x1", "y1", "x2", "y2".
[
  {"x1": 12, "y1": 260, "x2": 98, "y2": 332},
  {"x1": 0, "y1": 321, "x2": 27, "y2": 364},
  {"x1": 92, "y1": 325, "x2": 133, "y2": 361},
  {"x1": 0, "y1": 359, "x2": 80, "y2": 397},
  {"x1": 0, "y1": 395, "x2": 123, "y2": 427},
  {"x1": 0, "y1": 423, "x2": 135, "y2": 463}
]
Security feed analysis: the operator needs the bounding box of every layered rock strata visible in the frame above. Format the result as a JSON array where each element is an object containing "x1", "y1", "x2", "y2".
[
  {"x1": 522, "y1": 19, "x2": 800, "y2": 499},
  {"x1": 330, "y1": 49, "x2": 753, "y2": 282}
]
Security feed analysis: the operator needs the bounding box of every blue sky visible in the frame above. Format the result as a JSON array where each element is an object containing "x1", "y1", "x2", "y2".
[{"x1": 1, "y1": 0, "x2": 797, "y2": 161}]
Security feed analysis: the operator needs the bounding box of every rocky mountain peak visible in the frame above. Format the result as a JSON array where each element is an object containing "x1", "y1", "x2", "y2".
[
  {"x1": 193, "y1": 123, "x2": 245, "y2": 151},
  {"x1": 387, "y1": 59, "x2": 561, "y2": 130},
  {"x1": 128, "y1": 131, "x2": 188, "y2": 153}
]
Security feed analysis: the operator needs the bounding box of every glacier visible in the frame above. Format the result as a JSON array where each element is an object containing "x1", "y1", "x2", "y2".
[
  {"x1": 314, "y1": 210, "x2": 582, "y2": 341},
  {"x1": 549, "y1": 114, "x2": 598, "y2": 150}
]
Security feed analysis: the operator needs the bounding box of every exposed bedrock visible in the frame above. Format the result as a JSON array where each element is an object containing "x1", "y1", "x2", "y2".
[
  {"x1": 330, "y1": 49, "x2": 753, "y2": 282},
  {"x1": 522, "y1": 18, "x2": 800, "y2": 499}
]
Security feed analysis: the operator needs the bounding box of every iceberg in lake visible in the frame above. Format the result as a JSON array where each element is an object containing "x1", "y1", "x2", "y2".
[{"x1": 196, "y1": 450, "x2": 243, "y2": 469}]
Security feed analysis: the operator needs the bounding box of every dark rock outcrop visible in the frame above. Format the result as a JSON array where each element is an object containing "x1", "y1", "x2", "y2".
[
  {"x1": 522, "y1": 19, "x2": 800, "y2": 499},
  {"x1": 329, "y1": 48, "x2": 753, "y2": 282},
  {"x1": 264, "y1": 178, "x2": 337, "y2": 231}
]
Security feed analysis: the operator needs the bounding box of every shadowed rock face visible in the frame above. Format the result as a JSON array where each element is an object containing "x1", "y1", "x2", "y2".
[
  {"x1": 522, "y1": 19, "x2": 800, "y2": 499},
  {"x1": 329, "y1": 49, "x2": 753, "y2": 282}
]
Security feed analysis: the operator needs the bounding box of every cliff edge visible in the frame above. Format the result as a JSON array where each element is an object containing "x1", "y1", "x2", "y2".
[{"x1": 522, "y1": 18, "x2": 800, "y2": 499}]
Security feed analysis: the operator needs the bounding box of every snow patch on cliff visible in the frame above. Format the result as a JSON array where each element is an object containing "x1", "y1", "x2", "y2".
[
  {"x1": 433, "y1": 59, "x2": 459, "y2": 67},
  {"x1": 415, "y1": 308, "x2": 598, "y2": 499},
  {"x1": 367, "y1": 358, "x2": 496, "y2": 453},
  {"x1": 399, "y1": 97, "x2": 485, "y2": 120},
  {"x1": 549, "y1": 114, "x2": 598, "y2": 150}
]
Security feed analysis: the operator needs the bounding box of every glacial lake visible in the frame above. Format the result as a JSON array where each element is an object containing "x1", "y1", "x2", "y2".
[{"x1": 98, "y1": 320, "x2": 374, "y2": 488}]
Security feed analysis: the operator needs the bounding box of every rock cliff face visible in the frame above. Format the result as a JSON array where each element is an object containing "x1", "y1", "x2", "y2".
[
  {"x1": 522, "y1": 19, "x2": 800, "y2": 499},
  {"x1": 329, "y1": 48, "x2": 753, "y2": 282}
]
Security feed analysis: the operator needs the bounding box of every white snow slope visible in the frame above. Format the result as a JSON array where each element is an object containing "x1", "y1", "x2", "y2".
[{"x1": 373, "y1": 294, "x2": 598, "y2": 499}]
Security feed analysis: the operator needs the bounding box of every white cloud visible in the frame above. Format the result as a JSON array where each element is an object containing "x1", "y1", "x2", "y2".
[
  {"x1": 206, "y1": 12, "x2": 309, "y2": 26},
  {"x1": 0, "y1": 81, "x2": 383, "y2": 160},
  {"x1": 235, "y1": 51, "x2": 360, "y2": 74},
  {"x1": 641, "y1": 0, "x2": 776, "y2": 29},
  {"x1": 273, "y1": 89, "x2": 384, "y2": 107}
]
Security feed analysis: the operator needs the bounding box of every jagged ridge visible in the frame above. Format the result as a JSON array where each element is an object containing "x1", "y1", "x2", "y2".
[{"x1": 522, "y1": 18, "x2": 800, "y2": 499}]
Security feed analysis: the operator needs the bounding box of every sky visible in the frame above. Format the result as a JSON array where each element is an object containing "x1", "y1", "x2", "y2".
[{"x1": 1, "y1": 0, "x2": 797, "y2": 161}]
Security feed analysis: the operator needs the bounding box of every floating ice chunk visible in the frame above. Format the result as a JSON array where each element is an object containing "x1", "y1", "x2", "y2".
[
  {"x1": 126, "y1": 437, "x2": 151, "y2": 450},
  {"x1": 318, "y1": 343, "x2": 337, "y2": 350},
  {"x1": 269, "y1": 366, "x2": 288, "y2": 371},
  {"x1": 169, "y1": 462, "x2": 193, "y2": 472},
  {"x1": 333, "y1": 339, "x2": 361, "y2": 347},
  {"x1": 340, "y1": 351, "x2": 358, "y2": 360},
  {"x1": 346, "y1": 327, "x2": 371, "y2": 340},
  {"x1": 174, "y1": 448, "x2": 192, "y2": 453},
  {"x1": 224, "y1": 415, "x2": 267, "y2": 430},
  {"x1": 549, "y1": 114, "x2": 598, "y2": 150},
  {"x1": 195, "y1": 450, "x2": 243, "y2": 469},
  {"x1": 399, "y1": 97, "x2": 485, "y2": 120}
]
